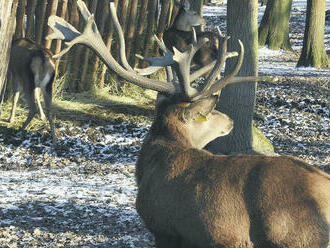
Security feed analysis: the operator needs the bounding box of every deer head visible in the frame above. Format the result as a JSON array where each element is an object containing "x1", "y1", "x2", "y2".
[{"x1": 173, "y1": 0, "x2": 206, "y2": 32}]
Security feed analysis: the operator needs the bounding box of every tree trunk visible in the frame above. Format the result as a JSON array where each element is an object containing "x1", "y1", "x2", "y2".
[
  {"x1": 125, "y1": 0, "x2": 139, "y2": 65},
  {"x1": 56, "y1": 0, "x2": 69, "y2": 73},
  {"x1": 35, "y1": 0, "x2": 48, "y2": 44},
  {"x1": 80, "y1": 0, "x2": 98, "y2": 90},
  {"x1": 0, "y1": 0, "x2": 18, "y2": 114},
  {"x1": 44, "y1": 0, "x2": 59, "y2": 49},
  {"x1": 206, "y1": 0, "x2": 266, "y2": 155},
  {"x1": 297, "y1": 0, "x2": 329, "y2": 68},
  {"x1": 142, "y1": 0, "x2": 158, "y2": 67},
  {"x1": 156, "y1": 0, "x2": 172, "y2": 41},
  {"x1": 99, "y1": 0, "x2": 118, "y2": 88},
  {"x1": 15, "y1": 0, "x2": 26, "y2": 38},
  {"x1": 91, "y1": 0, "x2": 109, "y2": 84},
  {"x1": 258, "y1": 0, "x2": 293, "y2": 51},
  {"x1": 25, "y1": 0, "x2": 37, "y2": 39},
  {"x1": 132, "y1": 0, "x2": 149, "y2": 63}
]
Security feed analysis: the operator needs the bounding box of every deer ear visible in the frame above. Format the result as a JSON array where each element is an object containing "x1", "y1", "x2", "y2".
[{"x1": 183, "y1": 0, "x2": 191, "y2": 11}]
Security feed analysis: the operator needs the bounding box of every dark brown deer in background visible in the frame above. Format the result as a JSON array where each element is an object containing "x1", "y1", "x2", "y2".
[
  {"x1": 47, "y1": 1, "x2": 330, "y2": 247},
  {"x1": 7, "y1": 38, "x2": 56, "y2": 144},
  {"x1": 163, "y1": 0, "x2": 218, "y2": 68}
]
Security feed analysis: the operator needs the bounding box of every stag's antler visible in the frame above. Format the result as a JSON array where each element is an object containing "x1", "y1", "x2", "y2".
[
  {"x1": 47, "y1": 1, "x2": 179, "y2": 95},
  {"x1": 47, "y1": 0, "x2": 271, "y2": 102}
]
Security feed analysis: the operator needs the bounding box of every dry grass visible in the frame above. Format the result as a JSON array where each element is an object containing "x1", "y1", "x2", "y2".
[{"x1": 0, "y1": 84, "x2": 157, "y2": 133}]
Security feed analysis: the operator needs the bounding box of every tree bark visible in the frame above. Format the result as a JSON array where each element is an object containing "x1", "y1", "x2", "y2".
[
  {"x1": 25, "y1": 0, "x2": 38, "y2": 39},
  {"x1": 258, "y1": 0, "x2": 293, "y2": 51},
  {"x1": 35, "y1": 0, "x2": 48, "y2": 44},
  {"x1": 80, "y1": 0, "x2": 98, "y2": 90},
  {"x1": 0, "y1": 0, "x2": 18, "y2": 114},
  {"x1": 99, "y1": 0, "x2": 118, "y2": 88},
  {"x1": 206, "y1": 0, "x2": 261, "y2": 154},
  {"x1": 15, "y1": 0, "x2": 26, "y2": 38},
  {"x1": 44, "y1": 0, "x2": 59, "y2": 49},
  {"x1": 132, "y1": 0, "x2": 149, "y2": 63},
  {"x1": 142, "y1": 0, "x2": 158, "y2": 67},
  {"x1": 91, "y1": 0, "x2": 109, "y2": 84},
  {"x1": 125, "y1": 0, "x2": 139, "y2": 65},
  {"x1": 297, "y1": 0, "x2": 329, "y2": 68},
  {"x1": 56, "y1": 0, "x2": 69, "y2": 73}
]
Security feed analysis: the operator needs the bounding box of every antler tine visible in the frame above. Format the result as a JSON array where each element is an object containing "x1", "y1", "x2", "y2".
[
  {"x1": 185, "y1": 32, "x2": 231, "y2": 101},
  {"x1": 197, "y1": 39, "x2": 245, "y2": 99},
  {"x1": 109, "y1": 2, "x2": 133, "y2": 71},
  {"x1": 135, "y1": 35, "x2": 176, "y2": 76},
  {"x1": 174, "y1": 27, "x2": 209, "y2": 100},
  {"x1": 46, "y1": 0, "x2": 178, "y2": 95}
]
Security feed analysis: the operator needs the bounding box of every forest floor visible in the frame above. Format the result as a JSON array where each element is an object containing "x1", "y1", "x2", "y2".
[{"x1": 0, "y1": 2, "x2": 329, "y2": 247}]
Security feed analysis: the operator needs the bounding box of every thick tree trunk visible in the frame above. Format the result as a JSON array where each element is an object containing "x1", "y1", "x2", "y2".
[
  {"x1": 0, "y1": 0, "x2": 18, "y2": 114},
  {"x1": 15, "y1": 0, "x2": 26, "y2": 38},
  {"x1": 35, "y1": 0, "x2": 48, "y2": 44},
  {"x1": 258, "y1": 0, "x2": 293, "y2": 51},
  {"x1": 132, "y1": 0, "x2": 149, "y2": 63},
  {"x1": 206, "y1": 0, "x2": 268, "y2": 155},
  {"x1": 142, "y1": 0, "x2": 158, "y2": 67},
  {"x1": 25, "y1": 0, "x2": 37, "y2": 39},
  {"x1": 80, "y1": 0, "x2": 98, "y2": 90},
  {"x1": 44, "y1": 0, "x2": 59, "y2": 49},
  {"x1": 125, "y1": 0, "x2": 139, "y2": 65},
  {"x1": 297, "y1": 0, "x2": 329, "y2": 68},
  {"x1": 99, "y1": 0, "x2": 118, "y2": 88}
]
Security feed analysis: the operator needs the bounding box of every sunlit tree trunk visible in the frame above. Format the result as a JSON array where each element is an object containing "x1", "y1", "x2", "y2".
[
  {"x1": 126, "y1": 0, "x2": 139, "y2": 64},
  {"x1": 207, "y1": 0, "x2": 273, "y2": 155},
  {"x1": 25, "y1": 0, "x2": 37, "y2": 39},
  {"x1": 15, "y1": 0, "x2": 26, "y2": 38},
  {"x1": 258, "y1": 0, "x2": 293, "y2": 51},
  {"x1": 297, "y1": 0, "x2": 329, "y2": 68},
  {"x1": 35, "y1": 0, "x2": 48, "y2": 44},
  {"x1": 44, "y1": 0, "x2": 59, "y2": 49},
  {"x1": 0, "y1": 0, "x2": 18, "y2": 114}
]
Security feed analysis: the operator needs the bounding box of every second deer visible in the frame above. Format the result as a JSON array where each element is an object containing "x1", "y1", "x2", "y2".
[
  {"x1": 48, "y1": 1, "x2": 330, "y2": 247},
  {"x1": 7, "y1": 38, "x2": 56, "y2": 144},
  {"x1": 163, "y1": 0, "x2": 218, "y2": 67}
]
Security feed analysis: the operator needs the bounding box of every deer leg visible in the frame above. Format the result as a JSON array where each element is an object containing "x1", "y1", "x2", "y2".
[
  {"x1": 21, "y1": 85, "x2": 37, "y2": 130},
  {"x1": 9, "y1": 90, "x2": 20, "y2": 123},
  {"x1": 34, "y1": 87, "x2": 46, "y2": 121},
  {"x1": 41, "y1": 83, "x2": 56, "y2": 145}
]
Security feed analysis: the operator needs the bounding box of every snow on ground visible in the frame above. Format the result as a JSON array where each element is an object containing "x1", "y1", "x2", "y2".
[{"x1": 0, "y1": 1, "x2": 329, "y2": 247}]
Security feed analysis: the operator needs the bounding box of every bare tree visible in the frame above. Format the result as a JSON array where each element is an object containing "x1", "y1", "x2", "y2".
[
  {"x1": 44, "y1": 0, "x2": 59, "y2": 49},
  {"x1": 258, "y1": 0, "x2": 293, "y2": 51},
  {"x1": 15, "y1": 0, "x2": 26, "y2": 38},
  {"x1": 207, "y1": 0, "x2": 273, "y2": 155},
  {"x1": 297, "y1": 0, "x2": 329, "y2": 68},
  {"x1": 0, "y1": 0, "x2": 18, "y2": 115},
  {"x1": 35, "y1": 0, "x2": 48, "y2": 44},
  {"x1": 25, "y1": 0, "x2": 38, "y2": 39}
]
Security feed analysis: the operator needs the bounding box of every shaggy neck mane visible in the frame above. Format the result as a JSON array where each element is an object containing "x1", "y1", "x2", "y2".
[{"x1": 149, "y1": 99, "x2": 193, "y2": 147}]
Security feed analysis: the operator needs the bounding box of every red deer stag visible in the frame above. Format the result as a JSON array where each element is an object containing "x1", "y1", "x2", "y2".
[
  {"x1": 47, "y1": 1, "x2": 330, "y2": 247},
  {"x1": 7, "y1": 38, "x2": 56, "y2": 144}
]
